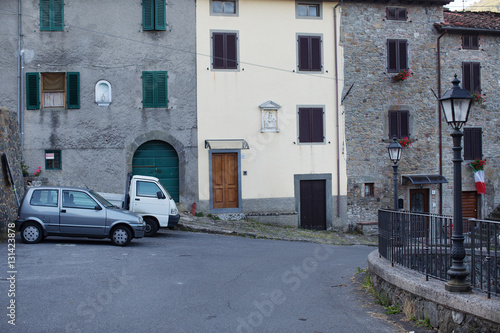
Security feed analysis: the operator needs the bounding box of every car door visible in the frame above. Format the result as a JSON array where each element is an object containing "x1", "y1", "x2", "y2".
[
  {"x1": 59, "y1": 190, "x2": 107, "y2": 236},
  {"x1": 29, "y1": 188, "x2": 60, "y2": 233},
  {"x1": 133, "y1": 180, "x2": 167, "y2": 217}
]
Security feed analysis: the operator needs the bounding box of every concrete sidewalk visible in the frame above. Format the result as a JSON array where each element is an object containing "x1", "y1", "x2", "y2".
[{"x1": 176, "y1": 212, "x2": 378, "y2": 246}]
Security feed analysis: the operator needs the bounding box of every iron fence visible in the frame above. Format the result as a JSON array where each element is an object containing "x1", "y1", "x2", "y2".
[{"x1": 378, "y1": 209, "x2": 500, "y2": 298}]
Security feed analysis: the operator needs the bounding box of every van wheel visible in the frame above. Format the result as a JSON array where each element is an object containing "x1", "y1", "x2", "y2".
[
  {"x1": 110, "y1": 226, "x2": 132, "y2": 246},
  {"x1": 21, "y1": 222, "x2": 43, "y2": 244},
  {"x1": 144, "y1": 217, "x2": 158, "y2": 237}
]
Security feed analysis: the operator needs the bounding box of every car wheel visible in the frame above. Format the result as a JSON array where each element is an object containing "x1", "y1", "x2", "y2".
[
  {"x1": 21, "y1": 222, "x2": 43, "y2": 244},
  {"x1": 110, "y1": 226, "x2": 132, "y2": 246},
  {"x1": 144, "y1": 217, "x2": 158, "y2": 237}
]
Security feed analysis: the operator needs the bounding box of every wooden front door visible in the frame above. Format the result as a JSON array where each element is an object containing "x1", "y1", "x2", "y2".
[
  {"x1": 462, "y1": 191, "x2": 478, "y2": 232},
  {"x1": 410, "y1": 189, "x2": 429, "y2": 237},
  {"x1": 212, "y1": 153, "x2": 239, "y2": 209},
  {"x1": 300, "y1": 180, "x2": 326, "y2": 230}
]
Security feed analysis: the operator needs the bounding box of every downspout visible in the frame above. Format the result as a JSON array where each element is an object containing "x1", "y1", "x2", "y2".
[
  {"x1": 334, "y1": 0, "x2": 343, "y2": 218},
  {"x1": 437, "y1": 32, "x2": 445, "y2": 215},
  {"x1": 17, "y1": 0, "x2": 24, "y2": 148}
]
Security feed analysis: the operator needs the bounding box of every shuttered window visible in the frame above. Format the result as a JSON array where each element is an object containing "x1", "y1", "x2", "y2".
[
  {"x1": 464, "y1": 127, "x2": 482, "y2": 160},
  {"x1": 298, "y1": 35, "x2": 322, "y2": 72},
  {"x1": 388, "y1": 110, "x2": 409, "y2": 139},
  {"x1": 298, "y1": 108, "x2": 324, "y2": 143},
  {"x1": 386, "y1": 7, "x2": 407, "y2": 21},
  {"x1": 143, "y1": 0, "x2": 166, "y2": 31},
  {"x1": 40, "y1": 0, "x2": 64, "y2": 31},
  {"x1": 462, "y1": 34, "x2": 479, "y2": 50},
  {"x1": 462, "y1": 62, "x2": 481, "y2": 93},
  {"x1": 387, "y1": 39, "x2": 408, "y2": 73},
  {"x1": 142, "y1": 71, "x2": 168, "y2": 108},
  {"x1": 26, "y1": 72, "x2": 79, "y2": 109},
  {"x1": 26, "y1": 73, "x2": 40, "y2": 110},
  {"x1": 212, "y1": 32, "x2": 238, "y2": 70}
]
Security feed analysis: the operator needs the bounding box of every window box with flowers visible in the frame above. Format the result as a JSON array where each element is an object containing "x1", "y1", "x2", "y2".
[
  {"x1": 471, "y1": 92, "x2": 485, "y2": 105},
  {"x1": 397, "y1": 137, "x2": 413, "y2": 148},
  {"x1": 392, "y1": 68, "x2": 412, "y2": 82}
]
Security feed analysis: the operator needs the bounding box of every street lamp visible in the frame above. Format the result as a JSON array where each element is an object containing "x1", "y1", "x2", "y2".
[
  {"x1": 439, "y1": 74, "x2": 473, "y2": 293},
  {"x1": 387, "y1": 137, "x2": 403, "y2": 211}
]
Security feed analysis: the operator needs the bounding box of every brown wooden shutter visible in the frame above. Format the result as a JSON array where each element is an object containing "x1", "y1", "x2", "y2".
[
  {"x1": 298, "y1": 36, "x2": 309, "y2": 71},
  {"x1": 389, "y1": 110, "x2": 398, "y2": 138},
  {"x1": 311, "y1": 108, "x2": 324, "y2": 142},
  {"x1": 213, "y1": 33, "x2": 225, "y2": 68},
  {"x1": 226, "y1": 33, "x2": 237, "y2": 69},
  {"x1": 472, "y1": 62, "x2": 480, "y2": 92},
  {"x1": 400, "y1": 111, "x2": 409, "y2": 137},
  {"x1": 399, "y1": 41, "x2": 408, "y2": 70},
  {"x1": 464, "y1": 127, "x2": 482, "y2": 160},
  {"x1": 387, "y1": 40, "x2": 397, "y2": 72},
  {"x1": 299, "y1": 108, "x2": 311, "y2": 142},
  {"x1": 311, "y1": 36, "x2": 321, "y2": 71}
]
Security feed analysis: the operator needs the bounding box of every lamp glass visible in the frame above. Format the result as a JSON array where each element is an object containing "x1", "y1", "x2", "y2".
[{"x1": 387, "y1": 138, "x2": 402, "y2": 163}]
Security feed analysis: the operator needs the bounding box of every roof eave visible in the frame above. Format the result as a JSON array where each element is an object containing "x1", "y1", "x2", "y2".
[{"x1": 434, "y1": 23, "x2": 500, "y2": 35}]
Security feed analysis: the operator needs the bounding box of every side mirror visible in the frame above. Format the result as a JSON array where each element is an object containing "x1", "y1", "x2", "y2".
[
  {"x1": 95, "y1": 205, "x2": 103, "y2": 211},
  {"x1": 156, "y1": 191, "x2": 166, "y2": 199}
]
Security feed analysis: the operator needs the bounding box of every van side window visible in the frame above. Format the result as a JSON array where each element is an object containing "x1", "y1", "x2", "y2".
[
  {"x1": 136, "y1": 181, "x2": 162, "y2": 197},
  {"x1": 30, "y1": 189, "x2": 58, "y2": 207}
]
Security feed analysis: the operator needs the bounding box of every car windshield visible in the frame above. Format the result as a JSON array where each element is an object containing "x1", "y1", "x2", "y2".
[{"x1": 90, "y1": 191, "x2": 116, "y2": 208}]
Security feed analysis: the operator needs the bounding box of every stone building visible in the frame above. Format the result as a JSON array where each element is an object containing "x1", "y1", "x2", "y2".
[
  {"x1": 435, "y1": 10, "x2": 500, "y2": 220},
  {"x1": 342, "y1": 0, "x2": 500, "y2": 225},
  {"x1": 0, "y1": 0, "x2": 198, "y2": 210}
]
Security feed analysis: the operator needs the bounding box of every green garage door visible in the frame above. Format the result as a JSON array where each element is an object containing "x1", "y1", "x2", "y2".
[{"x1": 132, "y1": 140, "x2": 179, "y2": 202}]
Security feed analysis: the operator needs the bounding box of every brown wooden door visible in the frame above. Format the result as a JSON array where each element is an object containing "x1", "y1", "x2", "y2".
[
  {"x1": 410, "y1": 189, "x2": 429, "y2": 237},
  {"x1": 212, "y1": 153, "x2": 239, "y2": 209},
  {"x1": 462, "y1": 191, "x2": 478, "y2": 232},
  {"x1": 300, "y1": 180, "x2": 326, "y2": 230}
]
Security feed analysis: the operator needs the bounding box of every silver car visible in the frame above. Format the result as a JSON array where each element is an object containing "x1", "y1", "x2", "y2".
[{"x1": 16, "y1": 187, "x2": 145, "y2": 246}]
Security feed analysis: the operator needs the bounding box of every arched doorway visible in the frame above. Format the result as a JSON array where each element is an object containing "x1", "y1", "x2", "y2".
[{"x1": 132, "y1": 140, "x2": 179, "y2": 202}]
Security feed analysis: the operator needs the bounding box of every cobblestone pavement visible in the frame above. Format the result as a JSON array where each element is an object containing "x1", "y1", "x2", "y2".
[{"x1": 176, "y1": 212, "x2": 378, "y2": 247}]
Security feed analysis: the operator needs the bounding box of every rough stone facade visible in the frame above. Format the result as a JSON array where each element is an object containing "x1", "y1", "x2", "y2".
[
  {"x1": 438, "y1": 29, "x2": 500, "y2": 220},
  {"x1": 341, "y1": 1, "x2": 500, "y2": 226},
  {"x1": 0, "y1": 1, "x2": 198, "y2": 211},
  {"x1": 341, "y1": 1, "x2": 446, "y2": 225},
  {"x1": 0, "y1": 108, "x2": 24, "y2": 234}
]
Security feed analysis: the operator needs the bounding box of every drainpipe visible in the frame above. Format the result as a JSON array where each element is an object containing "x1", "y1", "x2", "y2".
[
  {"x1": 334, "y1": 0, "x2": 343, "y2": 218},
  {"x1": 437, "y1": 33, "x2": 445, "y2": 215},
  {"x1": 17, "y1": 0, "x2": 24, "y2": 148}
]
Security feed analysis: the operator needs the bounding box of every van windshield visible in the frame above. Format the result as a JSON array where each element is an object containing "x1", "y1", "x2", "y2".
[{"x1": 90, "y1": 191, "x2": 116, "y2": 208}]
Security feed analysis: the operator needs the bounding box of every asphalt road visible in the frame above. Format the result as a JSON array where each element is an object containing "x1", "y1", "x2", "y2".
[{"x1": 0, "y1": 229, "x2": 402, "y2": 333}]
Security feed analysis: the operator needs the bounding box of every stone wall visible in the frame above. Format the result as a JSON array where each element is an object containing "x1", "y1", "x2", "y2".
[
  {"x1": 370, "y1": 273, "x2": 500, "y2": 333},
  {"x1": 368, "y1": 251, "x2": 500, "y2": 333},
  {"x1": 0, "y1": 108, "x2": 24, "y2": 234}
]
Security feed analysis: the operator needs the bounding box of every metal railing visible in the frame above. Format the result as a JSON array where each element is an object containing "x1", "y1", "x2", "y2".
[{"x1": 378, "y1": 209, "x2": 500, "y2": 298}]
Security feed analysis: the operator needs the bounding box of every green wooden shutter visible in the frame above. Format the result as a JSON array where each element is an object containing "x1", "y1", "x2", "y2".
[
  {"x1": 40, "y1": 0, "x2": 51, "y2": 30},
  {"x1": 143, "y1": 0, "x2": 154, "y2": 31},
  {"x1": 53, "y1": 0, "x2": 64, "y2": 31},
  {"x1": 26, "y1": 72, "x2": 40, "y2": 110},
  {"x1": 155, "y1": 0, "x2": 166, "y2": 30},
  {"x1": 142, "y1": 71, "x2": 155, "y2": 107},
  {"x1": 66, "y1": 72, "x2": 80, "y2": 109},
  {"x1": 156, "y1": 71, "x2": 168, "y2": 107},
  {"x1": 40, "y1": 0, "x2": 64, "y2": 31}
]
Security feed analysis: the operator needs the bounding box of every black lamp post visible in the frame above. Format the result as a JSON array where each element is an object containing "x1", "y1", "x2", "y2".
[
  {"x1": 387, "y1": 137, "x2": 403, "y2": 211},
  {"x1": 439, "y1": 74, "x2": 473, "y2": 292}
]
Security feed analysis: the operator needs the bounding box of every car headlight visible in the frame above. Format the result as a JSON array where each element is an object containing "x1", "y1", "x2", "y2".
[{"x1": 171, "y1": 208, "x2": 178, "y2": 215}]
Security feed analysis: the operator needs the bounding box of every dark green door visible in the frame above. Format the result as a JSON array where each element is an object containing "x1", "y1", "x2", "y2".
[{"x1": 132, "y1": 141, "x2": 179, "y2": 202}]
